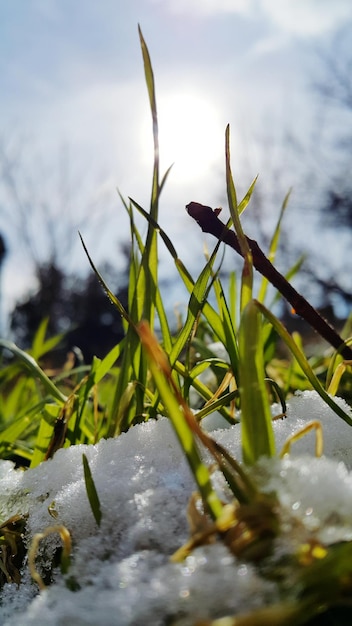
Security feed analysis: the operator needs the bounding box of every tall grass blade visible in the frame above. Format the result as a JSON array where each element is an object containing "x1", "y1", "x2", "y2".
[
  {"x1": 138, "y1": 24, "x2": 159, "y2": 214},
  {"x1": 111, "y1": 29, "x2": 163, "y2": 433},
  {"x1": 79, "y1": 233, "x2": 132, "y2": 326},
  {"x1": 211, "y1": 274, "x2": 239, "y2": 382},
  {"x1": 228, "y1": 271, "x2": 237, "y2": 328},
  {"x1": 137, "y1": 321, "x2": 224, "y2": 521},
  {"x1": 256, "y1": 300, "x2": 352, "y2": 426},
  {"x1": 239, "y1": 300, "x2": 275, "y2": 465},
  {"x1": 258, "y1": 189, "x2": 291, "y2": 304},
  {"x1": 138, "y1": 25, "x2": 159, "y2": 322},
  {"x1": 237, "y1": 175, "x2": 258, "y2": 215},
  {"x1": 131, "y1": 197, "x2": 230, "y2": 345},
  {"x1": 225, "y1": 125, "x2": 253, "y2": 310},
  {"x1": 169, "y1": 244, "x2": 221, "y2": 367}
]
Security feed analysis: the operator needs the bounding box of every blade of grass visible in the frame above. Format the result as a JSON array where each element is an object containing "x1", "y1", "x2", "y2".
[
  {"x1": 255, "y1": 299, "x2": 352, "y2": 426},
  {"x1": 93, "y1": 342, "x2": 124, "y2": 385},
  {"x1": 30, "y1": 408, "x2": 59, "y2": 468},
  {"x1": 237, "y1": 175, "x2": 258, "y2": 215},
  {"x1": 128, "y1": 198, "x2": 173, "y2": 353},
  {"x1": 79, "y1": 233, "x2": 132, "y2": 326},
  {"x1": 169, "y1": 245, "x2": 222, "y2": 367},
  {"x1": 0, "y1": 339, "x2": 67, "y2": 404},
  {"x1": 211, "y1": 273, "x2": 239, "y2": 383},
  {"x1": 110, "y1": 28, "x2": 162, "y2": 432},
  {"x1": 82, "y1": 453, "x2": 102, "y2": 527},
  {"x1": 138, "y1": 24, "x2": 159, "y2": 221},
  {"x1": 194, "y1": 391, "x2": 238, "y2": 423},
  {"x1": 131, "y1": 196, "x2": 229, "y2": 345},
  {"x1": 173, "y1": 359, "x2": 237, "y2": 423},
  {"x1": 137, "y1": 25, "x2": 159, "y2": 322},
  {"x1": 258, "y1": 189, "x2": 291, "y2": 304},
  {"x1": 228, "y1": 271, "x2": 237, "y2": 329},
  {"x1": 239, "y1": 300, "x2": 275, "y2": 465},
  {"x1": 269, "y1": 254, "x2": 305, "y2": 310},
  {"x1": 225, "y1": 124, "x2": 253, "y2": 311},
  {"x1": 30, "y1": 318, "x2": 65, "y2": 361},
  {"x1": 137, "y1": 321, "x2": 224, "y2": 521}
]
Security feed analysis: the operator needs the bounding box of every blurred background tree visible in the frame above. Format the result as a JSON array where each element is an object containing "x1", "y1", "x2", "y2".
[
  {"x1": 10, "y1": 259, "x2": 128, "y2": 362},
  {"x1": 0, "y1": 136, "x2": 127, "y2": 361},
  {"x1": 300, "y1": 27, "x2": 352, "y2": 313},
  {"x1": 235, "y1": 27, "x2": 352, "y2": 319}
]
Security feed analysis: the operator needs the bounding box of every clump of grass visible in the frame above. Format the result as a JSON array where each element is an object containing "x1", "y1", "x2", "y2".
[{"x1": 1, "y1": 26, "x2": 352, "y2": 626}]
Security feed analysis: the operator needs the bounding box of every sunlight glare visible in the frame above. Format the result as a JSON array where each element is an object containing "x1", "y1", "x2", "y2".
[{"x1": 141, "y1": 92, "x2": 223, "y2": 182}]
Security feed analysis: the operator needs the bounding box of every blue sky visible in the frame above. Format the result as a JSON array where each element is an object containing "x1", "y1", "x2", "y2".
[{"x1": 1, "y1": 0, "x2": 351, "y2": 328}]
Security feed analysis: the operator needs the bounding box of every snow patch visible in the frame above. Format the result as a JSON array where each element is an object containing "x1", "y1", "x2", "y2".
[{"x1": 0, "y1": 391, "x2": 351, "y2": 624}]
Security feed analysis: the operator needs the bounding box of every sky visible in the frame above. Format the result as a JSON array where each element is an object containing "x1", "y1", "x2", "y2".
[{"x1": 0, "y1": 0, "x2": 352, "y2": 332}]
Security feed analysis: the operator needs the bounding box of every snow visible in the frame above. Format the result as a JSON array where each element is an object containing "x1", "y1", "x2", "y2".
[{"x1": 0, "y1": 390, "x2": 352, "y2": 624}]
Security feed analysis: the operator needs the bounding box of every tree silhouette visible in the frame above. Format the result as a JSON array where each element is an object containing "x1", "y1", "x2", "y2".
[
  {"x1": 0, "y1": 136, "x2": 128, "y2": 359},
  {"x1": 10, "y1": 260, "x2": 128, "y2": 362},
  {"x1": 314, "y1": 28, "x2": 352, "y2": 228}
]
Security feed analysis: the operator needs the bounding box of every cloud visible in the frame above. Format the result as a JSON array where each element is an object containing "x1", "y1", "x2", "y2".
[
  {"x1": 260, "y1": 0, "x2": 351, "y2": 36},
  {"x1": 149, "y1": 0, "x2": 351, "y2": 37},
  {"x1": 148, "y1": 0, "x2": 252, "y2": 17},
  {"x1": 32, "y1": 0, "x2": 62, "y2": 21}
]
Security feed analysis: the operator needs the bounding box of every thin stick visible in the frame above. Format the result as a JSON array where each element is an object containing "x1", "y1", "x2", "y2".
[{"x1": 186, "y1": 202, "x2": 352, "y2": 360}]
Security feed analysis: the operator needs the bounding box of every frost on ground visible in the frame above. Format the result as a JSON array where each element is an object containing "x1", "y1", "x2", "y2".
[{"x1": 0, "y1": 390, "x2": 352, "y2": 625}]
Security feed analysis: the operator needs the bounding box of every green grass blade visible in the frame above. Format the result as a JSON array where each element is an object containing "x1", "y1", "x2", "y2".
[
  {"x1": 80, "y1": 230, "x2": 142, "y2": 434},
  {"x1": 130, "y1": 197, "x2": 228, "y2": 344},
  {"x1": 0, "y1": 339, "x2": 67, "y2": 404},
  {"x1": 108, "y1": 27, "x2": 162, "y2": 433},
  {"x1": 228, "y1": 271, "x2": 237, "y2": 328},
  {"x1": 30, "y1": 413, "x2": 59, "y2": 468},
  {"x1": 211, "y1": 274, "x2": 239, "y2": 382},
  {"x1": 238, "y1": 175, "x2": 258, "y2": 215},
  {"x1": 225, "y1": 125, "x2": 253, "y2": 310},
  {"x1": 0, "y1": 414, "x2": 32, "y2": 446},
  {"x1": 239, "y1": 300, "x2": 275, "y2": 465},
  {"x1": 129, "y1": 197, "x2": 179, "y2": 261},
  {"x1": 30, "y1": 318, "x2": 65, "y2": 361},
  {"x1": 159, "y1": 164, "x2": 174, "y2": 195},
  {"x1": 132, "y1": 194, "x2": 230, "y2": 356},
  {"x1": 155, "y1": 286, "x2": 173, "y2": 353},
  {"x1": 127, "y1": 198, "x2": 172, "y2": 352},
  {"x1": 258, "y1": 189, "x2": 291, "y2": 304},
  {"x1": 79, "y1": 233, "x2": 132, "y2": 326},
  {"x1": 169, "y1": 244, "x2": 221, "y2": 367},
  {"x1": 138, "y1": 25, "x2": 159, "y2": 324},
  {"x1": 173, "y1": 359, "x2": 236, "y2": 423},
  {"x1": 93, "y1": 342, "x2": 124, "y2": 385},
  {"x1": 138, "y1": 24, "x2": 159, "y2": 217},
  {"x1": 138, "y1": 321, "x2": 224, "y2": 521},
  {"x1": 0, "y1": 399, "x2": 47, "y2": 462},
  {"x1": 269, "y1": 254, "x2": 305, "y2": 309},
  {"x1": 193, "y1": 391, "x2": 239, "y2": 423},
  {"x1": 255, "y1": 300, "x2": 352, "y2": 427},
  {"x1": 82, "y1": 453, "x2": 102, "y2": 527}
]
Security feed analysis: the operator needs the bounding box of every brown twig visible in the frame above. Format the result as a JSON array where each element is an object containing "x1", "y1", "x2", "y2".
[{"x1": 186, "y1": 201, "x2": 352, "y2": 360}]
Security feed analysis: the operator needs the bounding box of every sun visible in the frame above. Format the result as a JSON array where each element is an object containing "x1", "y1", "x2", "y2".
[{"x1": 140, "y1": 91, "x2": 223, "y2": 182}]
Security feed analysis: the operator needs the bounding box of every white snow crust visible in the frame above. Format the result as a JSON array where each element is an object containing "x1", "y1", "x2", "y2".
[{"x1": 0, "y1": 390, "x2": 352, "y2": 625}]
